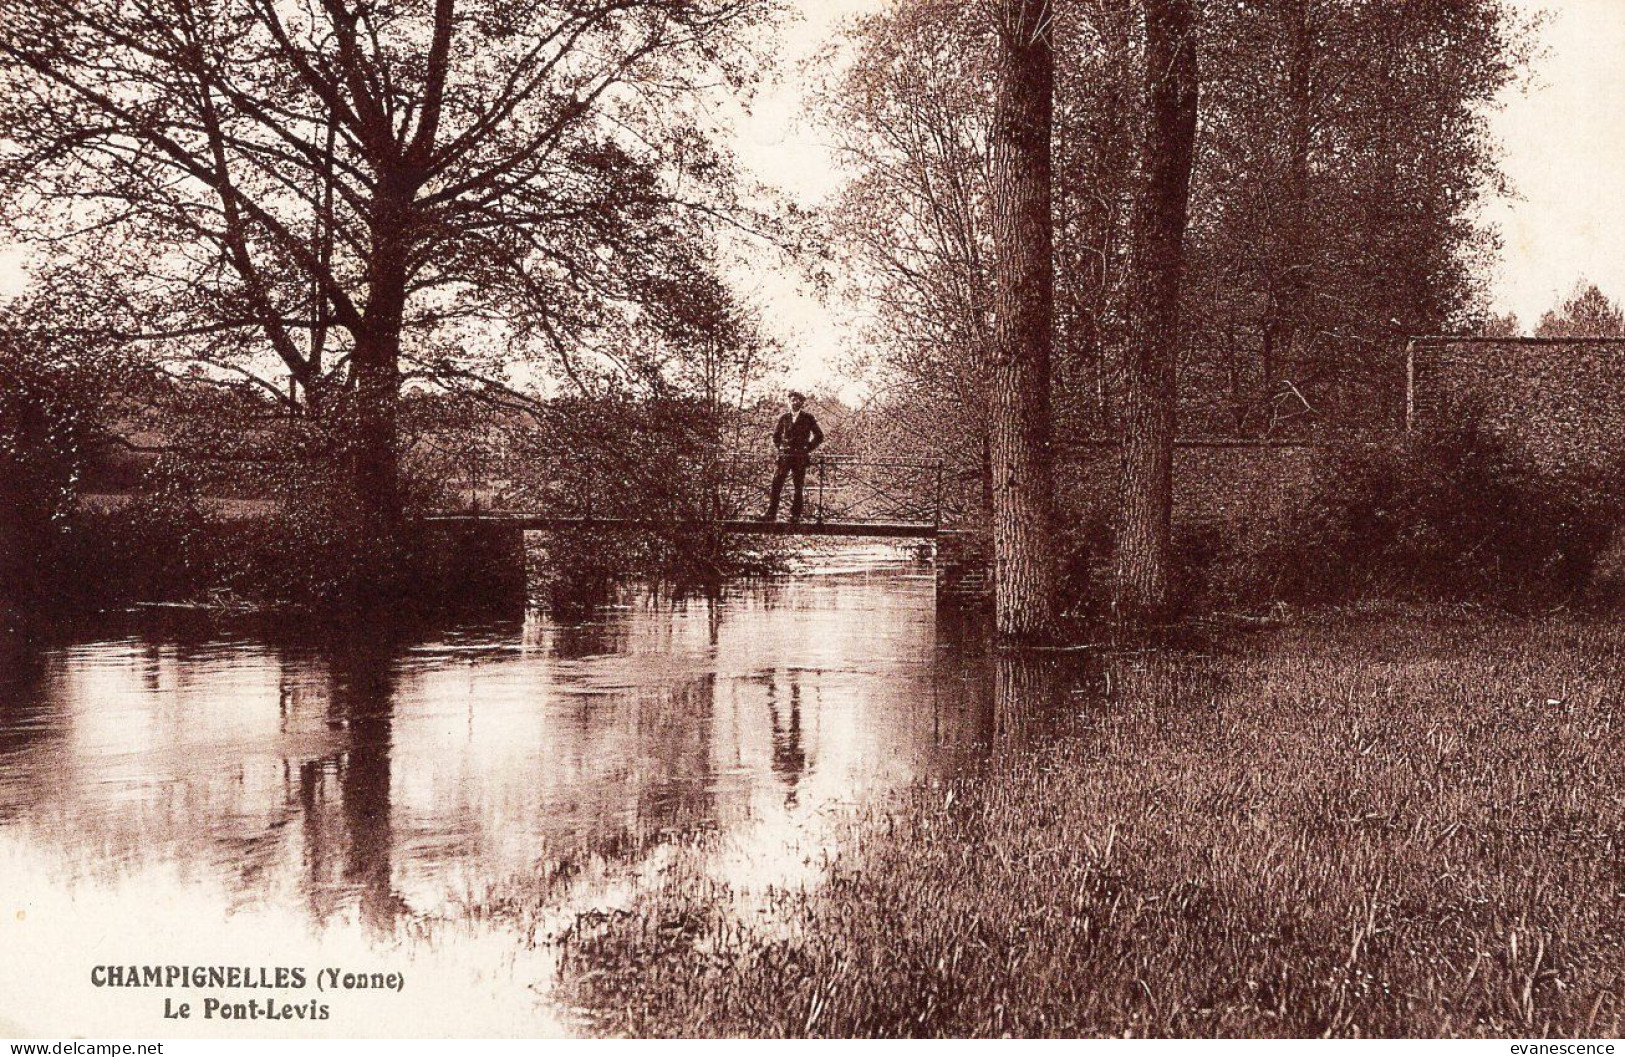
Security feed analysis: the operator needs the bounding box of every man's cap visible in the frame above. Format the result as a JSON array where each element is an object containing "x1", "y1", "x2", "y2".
[{"x1": 787, "y1": 389, "x2": 806, "y2": 401}]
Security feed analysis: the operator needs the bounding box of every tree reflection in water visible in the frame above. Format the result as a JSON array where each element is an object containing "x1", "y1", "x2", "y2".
[
  {"x1": 0, "y1": 559, "x2": 1088, "y2": 940},
  {"x1": 294, "y1": 637, "x2": 405, "y2": 933}
]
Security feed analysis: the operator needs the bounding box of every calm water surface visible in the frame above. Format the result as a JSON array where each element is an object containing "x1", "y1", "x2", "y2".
[{"x1": 0, "y1": 545, "x2": 1036, "y2": 1035}]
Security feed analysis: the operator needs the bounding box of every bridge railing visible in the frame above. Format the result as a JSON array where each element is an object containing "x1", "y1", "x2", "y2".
[
  {"x1": 709, "y1": 453, "x2": 945, "y2": 527},
  {"x1": 430, "y1": 446, "x2": 945, "y2": 529}
]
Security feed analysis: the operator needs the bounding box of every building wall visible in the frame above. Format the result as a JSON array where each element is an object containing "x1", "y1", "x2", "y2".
[{"x1": 1412, "y1": 343, "x2": 1625, "y2": 476}]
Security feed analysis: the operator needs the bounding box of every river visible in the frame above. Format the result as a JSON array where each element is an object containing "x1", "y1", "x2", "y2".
[{"x1": 0, "y1": 543, "x2": 1037, "y2": 1036}]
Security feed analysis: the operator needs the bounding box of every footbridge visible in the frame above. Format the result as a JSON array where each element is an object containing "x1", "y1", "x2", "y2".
[{"x1": 423, "y1": 454, "x2": 990, "y2": 608}]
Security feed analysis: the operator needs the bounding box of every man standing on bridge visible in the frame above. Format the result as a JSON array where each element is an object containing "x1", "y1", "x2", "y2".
[{"x1": 764, "y1": 390, "x2": 824, "y2": 523}]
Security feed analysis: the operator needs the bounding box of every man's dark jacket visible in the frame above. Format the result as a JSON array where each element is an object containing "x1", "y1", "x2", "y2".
[{"x1": 773, "y1": 410, "x2": 824, "y2": 457}]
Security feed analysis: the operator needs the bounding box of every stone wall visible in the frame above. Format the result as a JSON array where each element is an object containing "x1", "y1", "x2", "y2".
[
  {"x1": 936, "y1": 342, "x2": 1625, "y2": 610},
  {"x1": 1413, "y1": 343, "x2": 1625, "y2": 476}
]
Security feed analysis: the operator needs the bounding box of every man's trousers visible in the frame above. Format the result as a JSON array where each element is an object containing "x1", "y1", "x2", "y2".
[{"x1": 766, "y1": 453, "x2": 811, "y2": 522}]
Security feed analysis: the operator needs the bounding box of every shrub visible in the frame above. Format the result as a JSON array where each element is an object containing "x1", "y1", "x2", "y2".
[
  {"x1": 1, "y1": 321, "x2": 124, "y2": 622},
  {"x1": 47, "y1": 452, "x2": 434, "y2": 615},
  {"x1": 1233, "y1": 415, "x2": 1622, "y2": 608}
]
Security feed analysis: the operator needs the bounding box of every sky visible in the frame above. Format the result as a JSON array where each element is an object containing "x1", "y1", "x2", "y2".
[
  {"x1": 1, "y1": 0, "x2": 1620, "y2": 388},
  {"x1": 716, "y1": 0, "x2": 878, "y2": 391},
  {"x1": 1480, "y1": 0, "x2": 1625, "y2": 328}
]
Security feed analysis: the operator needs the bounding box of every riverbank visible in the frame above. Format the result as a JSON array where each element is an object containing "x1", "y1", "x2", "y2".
[
  {"x1": 556, "y1": 612, "x2": 1625, "y2": 1037},
  {"x1": 3, "y1": 495, "x2": 800, "y2": 626}
]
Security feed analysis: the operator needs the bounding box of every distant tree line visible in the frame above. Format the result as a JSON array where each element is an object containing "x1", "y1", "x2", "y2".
[{"x1": 827, "y1": 0, "x2": 1527, "y2": 445}]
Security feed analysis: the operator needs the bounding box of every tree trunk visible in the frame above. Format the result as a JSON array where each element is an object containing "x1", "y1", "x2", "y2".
[
  {"x1": 1267, "y1": 0, "x2": 1315, "y2": 414},
  {"x1": 988, "y1": 0, "x2": 1060, "y2": 644},
  {"x1": 981, "y1": 427, "x2": 995, "y2": 523},
  {"x1": 1114, "y1": 0, "x2": 1198, "y2": 624},
  {"x1": 347, "y1": 190, "x2": 411, "y2": 605},
  {"x1": 351, "y1": 330, "x2": 401, "y2": 552},
  {"x1": 1080, "y1": 4, "x2": 1134, "y2": 433}
]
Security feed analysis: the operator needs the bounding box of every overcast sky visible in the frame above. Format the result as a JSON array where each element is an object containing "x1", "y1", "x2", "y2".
[
  {"x1": 2, "y1": 0, "x2": 1618, "y2": 388},
  {"x1": 1482, "y1": 0, "x2": 1625, "y2": 327}
]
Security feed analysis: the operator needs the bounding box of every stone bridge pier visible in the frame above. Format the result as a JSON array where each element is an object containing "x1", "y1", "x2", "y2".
[{"x1": 424, "y1": 516, "x2": 996, "y2": 612}]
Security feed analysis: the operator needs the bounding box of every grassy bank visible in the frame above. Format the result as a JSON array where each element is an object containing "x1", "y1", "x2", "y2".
[{"x1": 557, "y1": 613, "x2": 1625, "y2": 1037}]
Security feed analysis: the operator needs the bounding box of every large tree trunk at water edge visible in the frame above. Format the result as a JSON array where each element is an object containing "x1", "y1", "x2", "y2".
[
  {"x1": 347, "y1": 202, "x2": 410, "y2": 607},
  {"x1": 988, "y1": 0, "x2": 1061, "y2": 644},
  {"x1": 349, "y1": 334, "x2": 402, "y2": 604},
  {"x1": 1115, "y1": 0, "x2": 1198, "y2": 626}
]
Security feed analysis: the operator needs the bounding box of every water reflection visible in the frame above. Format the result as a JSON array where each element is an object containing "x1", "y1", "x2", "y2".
[
  {"x1": 763, "y1": 669, "x2": 811, "y2": 806},
  {"x1": 929, "y1": 608, "x2": 1094, "y2": 752},
  {"x1": 0, "y1": 647, "x2": 55, "y2": 823},
  {"x1": 0, "y1": 553, "x2": 1039, "y2": 935},
  {"x1": 994, "y1": 652, "x2": 1081, "y2": 743},
  {"x1": 0, "y1": 550, "x2": 1146, "y2": 1035},
  {"x1": 296, "y1": 639, "x2": 402, "y2": 932}
]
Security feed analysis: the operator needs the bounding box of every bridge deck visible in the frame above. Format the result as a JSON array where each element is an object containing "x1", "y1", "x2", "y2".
[{"x1": 426, "y1": 514, "x2": 938, "y2": 539}]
